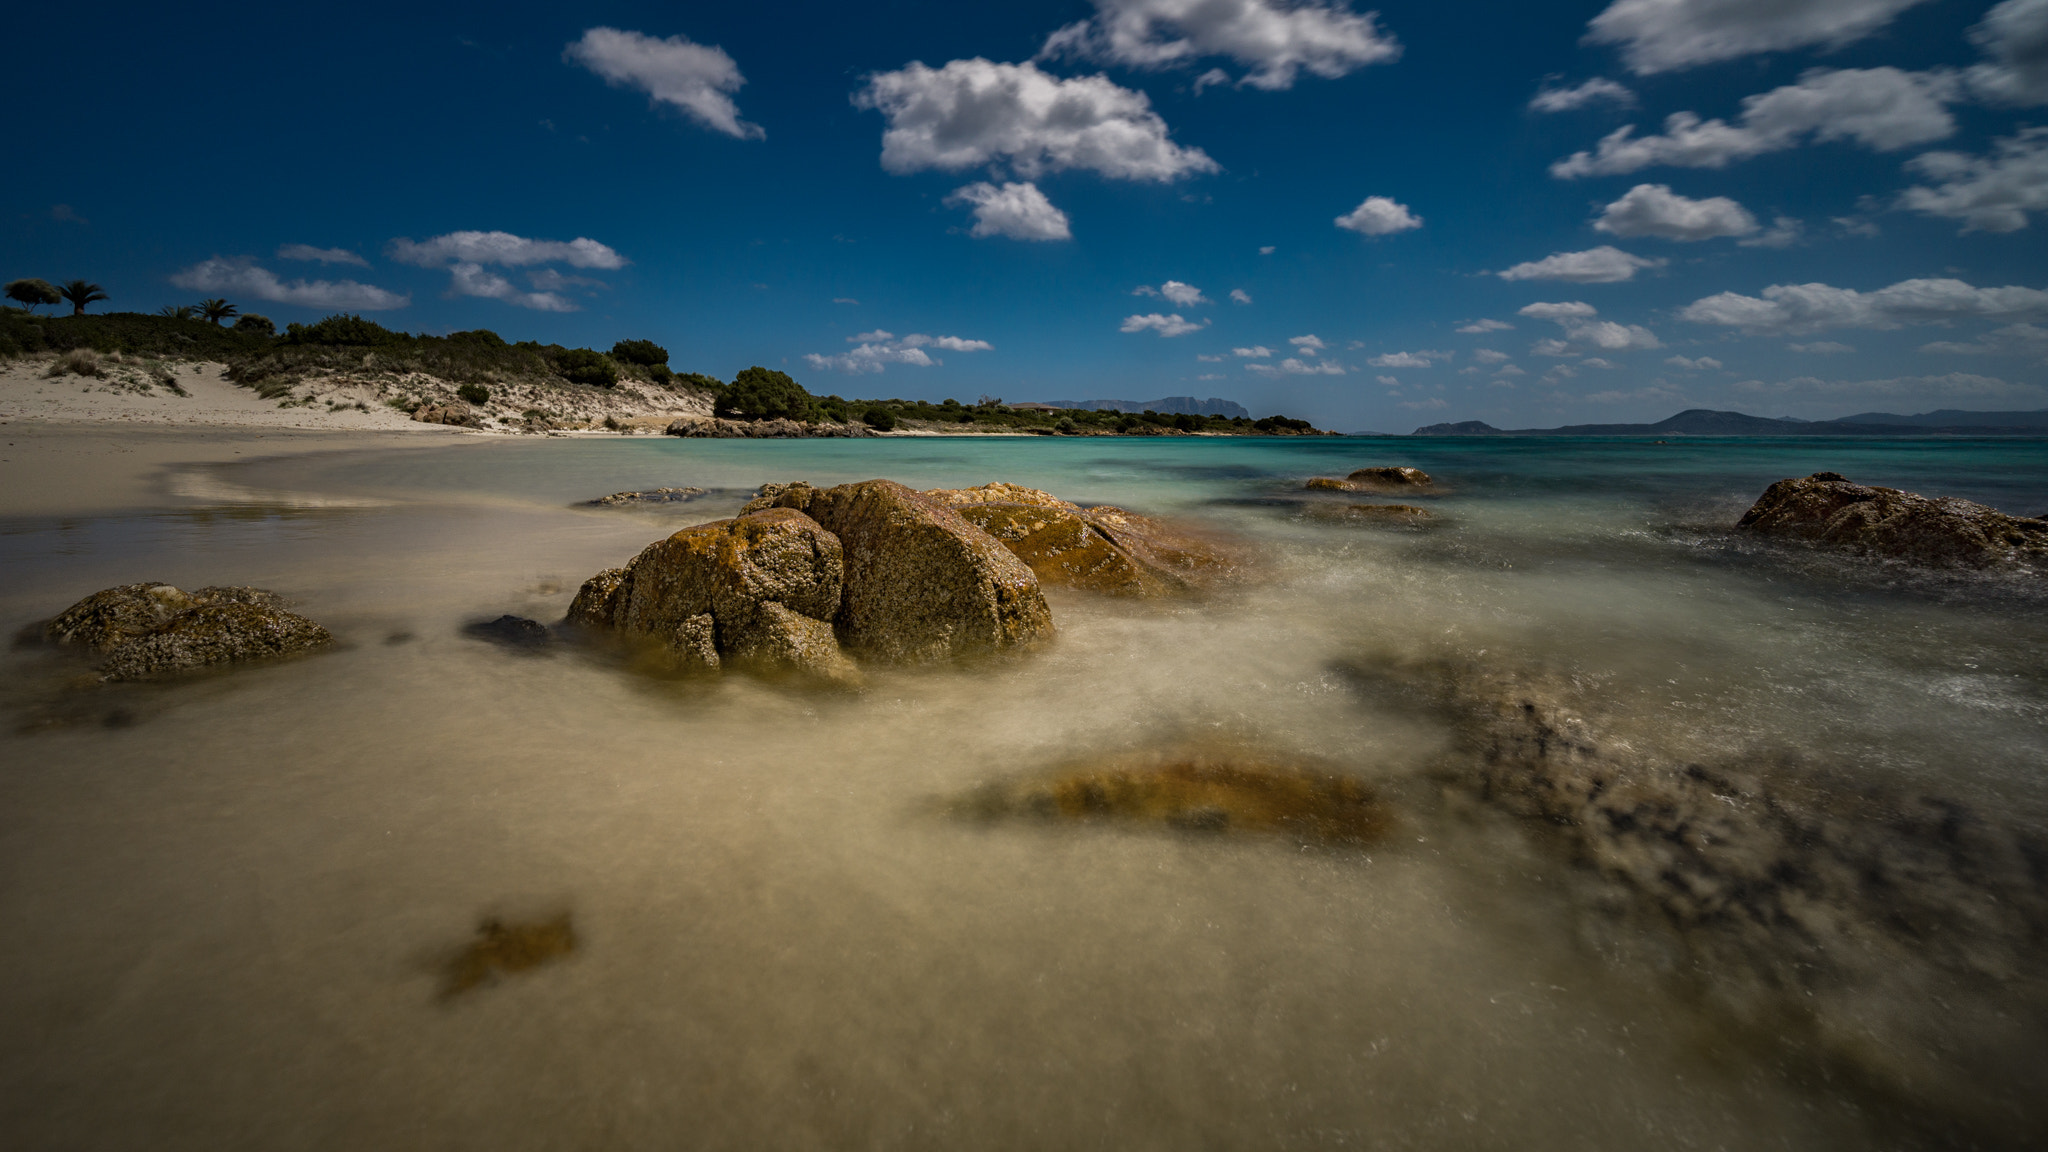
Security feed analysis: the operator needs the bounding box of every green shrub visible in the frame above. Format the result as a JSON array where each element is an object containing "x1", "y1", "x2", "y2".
[
  {"x1": 284, "y1": 314, "x2": 403, "y2": 346},
  {"x1": 861, "y1": 406, "x2": 896, "y2": 431},
  {"x1": 446, "y1": 329, "x2": 506, "y2": 347},
  {"x1": 673, "y1": 371, "x2": 723, "y2": 394},
  {"x1": 552, "y1": 347, "x2": 619, "y2": 387},
  {"x1": 647, "y1": 363, "x2": 673, "y2": 385},
  {"x1": 610, "y1": 338, "x2": 668, "y2": 366},
  {"x1": 233, "y1": 314, "x2": 275, "y2": 336},
  {"x1": 456, "y1": 383, "x2": 491, "y2": 405},
  {"x1": 718, "y1": 366, "x2": 816, "y2": 421},
  {"x1": 1055, "y1": 417, "x2": 1075, "y2": 433}
]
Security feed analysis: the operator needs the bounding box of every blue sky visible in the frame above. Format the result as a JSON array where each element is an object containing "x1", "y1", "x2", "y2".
[{"x1": 8, "y1": 0, "x2": 2048, "y2": 429}]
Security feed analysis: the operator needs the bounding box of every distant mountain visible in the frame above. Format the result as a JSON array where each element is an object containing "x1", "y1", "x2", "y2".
[
  {"x1": 1413, "y1": 408, "x2": 2048, "y2": 436},
  {"x1": 1826, "y1": 408, "x2": 2048, "y2": 428},
  {"x1": 1039, "y1": 396, "x2": 1250, "y2": 418}
]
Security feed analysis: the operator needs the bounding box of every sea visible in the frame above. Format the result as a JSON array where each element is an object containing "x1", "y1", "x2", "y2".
[{"x1": 2, "y1": 433, "x2": 2045, "y2": 1150}]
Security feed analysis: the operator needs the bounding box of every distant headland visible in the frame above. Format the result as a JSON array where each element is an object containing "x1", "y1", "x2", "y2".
[{"x1": 1412, "y1": 408, "x2": 2048, "y2": 437}]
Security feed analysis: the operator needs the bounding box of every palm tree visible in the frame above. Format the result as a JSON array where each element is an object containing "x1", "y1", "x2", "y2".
[
  {"x1": 157, "y1": 304, "x2": 198, "y2": 320},
  {"x1": 58, "y1": 279, "x2": 109, "y2": 316},
  {"x1": 197, "y1": 298, "x2": 239, "y2": 326}
]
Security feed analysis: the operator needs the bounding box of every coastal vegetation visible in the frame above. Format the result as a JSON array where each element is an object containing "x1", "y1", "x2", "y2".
[{"x1": 0, "y1": 303, "x2": 1326, "y2": 434}]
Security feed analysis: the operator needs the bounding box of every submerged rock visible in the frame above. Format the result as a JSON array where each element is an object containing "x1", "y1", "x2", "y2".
[
  {"x1": 743, "y1": 480, "x2": 1052, "y2": 664},
  {"x1": 44, "y1": 584, "x2": 330, "y2": 680},
  {"x1": 959, "y1": 744, "x2": 1390, "y2": 845},
  {"x1": 1738, "y1": 471, "x2": 2048, "y2": 570},
  {"x1": 1309, "y1": 503, "x2": 1436, "y2": 528},
  {"x1": 1305, "y1": 466, "x2": 1435, "y2": 493},
  {"x1": 922, "y1": 483, "x2": 1235, "y2": 597},
  {"x1": 567, "y1": 506, "x2": 855, "y2": 682},
  {"x1": 462, "y1": 615, "x2": 552, "y2": 650},
  {"x1": 440, "y1": 914, "x2": 576, "y2": 1000},
  {"x1": 585, "y1": 486, "x2": 708, "y2": 506}
]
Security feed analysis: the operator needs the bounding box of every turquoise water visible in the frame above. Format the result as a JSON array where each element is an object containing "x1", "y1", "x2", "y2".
[{"x1": 1, "y1": 434, "x2": 2043, "y2": 1150}]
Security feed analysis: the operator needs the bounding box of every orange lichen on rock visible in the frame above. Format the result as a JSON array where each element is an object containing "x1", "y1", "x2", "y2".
[{"x1": 923, "y1": 483, "x2": 1242, "y2": 597}]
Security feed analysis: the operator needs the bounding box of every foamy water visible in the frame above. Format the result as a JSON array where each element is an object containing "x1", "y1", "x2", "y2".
[{"x1": 2, "y1": 434, "x2": 2044, "y2": 1149}]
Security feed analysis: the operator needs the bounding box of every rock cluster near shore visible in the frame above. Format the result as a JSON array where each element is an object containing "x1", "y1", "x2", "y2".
[
  {"x1": 1305, "y1": 466, "x2": 1434, "y2": 493},
  {"x1": 921, "y1": 482, "x2": 1238, "y2": 597},
  {"x1": 664, "y1": 417, "x2": 875, "y2": 439},
  {"x1": 1738, "y1": 471, "x2": 2047, "y2": 570},
  {"x1": 44, "y1": 583, "x2": 331, "y2": 680}
]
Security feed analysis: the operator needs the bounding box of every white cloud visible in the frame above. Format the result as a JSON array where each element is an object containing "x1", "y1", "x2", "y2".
[
  {"x1": 1377, "y1": 374, "x2": 1400, "y2": 386},
  {"x1": 169, "y1": 258, "x2": 409, "y2": 311},
  {"x1": 1665, "y1": 354, "x2": 1723, "y2": 370},
  {"x1": 564, "y1": 27, "x2": 763, "y2": 140},
  {"x1": 1498, "y1": 245, "x2": 1664, "y2": 283},
  {"x1": 805, "y1": 331, "x2": 992, "y2": 373},
  {"x1": 276, "y1": 243, "x2": 368, "y2": 267},
  {"x1": 1121, "y1": 312, "x2": 1209, "y2": 336},
  {"x1": 1584, "y1": 0, "x2": 1936, "y2": 75},
  {"x1": 1160, "y1": 280, "x2": 1209, "y2": 306},
  {"x1": 1519, "y1": 300, "x2": 1663, "y2": 351},
  {"x1": 1494, "y1": 363, "x2": 1527, "y2": 378},
  {"x1": 448, "y1": 263, "x2": 577, "y2": 312},
  {"x1": 1531, "y1": 77, "x2": 1637, "y2": 113},
  {"x1": 1733, "y1": 372, "x2": 2043, "y2": 401},
  {"x1": 1290, "y1": 334, "x2": 1327, "y2": 351},
  {"x1": 1197, "y1": 353, "x2": 1225, "y2": 361},
  {"x1": 526, "y1": 268, "x2": 605, "y2": 292},
  {"x1": 1594, "y1": 183, "x2": 1758, "y2": 240},
  {"x1": 945, "y1": 181, "x2": 1073, "y2": 241},
  {"x1": 1681, "y1": 277, "x2": 2048, "y2": 334},
  {"x1": 1258, "y1": 244, "x2": 1276, "y2": 254},
  {"x1": 1233, "y1": 345, "x2": 1273, "y2": 357},
  {"x1": 1898, "y1": 126, "x2": 2048, "y2": 233},
  {"x1": 1920, "y1": 322, "x2": 2048, "y2": 357},
  {"x1": 1229, "y1": 288, "x2": 1252, "y2": 304},
  {"x1": 1473, "y1": 348, "x2": 1511, "y2": 364},
  {"x1": 1967, "y1": 0, "x2": 2048, "y2": 106},
  {"x1": 1246, "y1": 357, "x2": 1345, "y2": 375},
  {"x1": 854, "y1": 59, "x2": 1217, "y2": 182},
  {"x1": 1368, "y1": 350, "x2": 1452, "y2": 367},
  {"x1": 1582, "y1": 357, "x2": 1620, "y2": 368},
  {"x1": 1456, "y1": 318, "x2": 1514, "y2": 333},
  {"x1": 388, "y1": 231, "x2": 627, "y2": 269},
  {"x1": 1335, "y1": 195, "x2": 1422, "y2": 235},
  {"x1": 1738, "y1": 216, "x2": 1805, "y2": 247},
  {"x1": 1550, "y1": 67, "x2": 1959, "y2": 178},
  {"x1": 834, "y1": 297, "x2": 861, "y2": 305},
  {"x1": 1039, "y1": 0, "x2": 1401, "y2": 91},
  {"x1": 1790, "y1": 341, "x2": 1855, "y2": 353}
]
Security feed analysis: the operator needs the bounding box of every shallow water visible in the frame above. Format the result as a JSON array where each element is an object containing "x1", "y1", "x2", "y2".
[{"x1": 2, "y1": 434, "x2": 2045, "y2": 1150}]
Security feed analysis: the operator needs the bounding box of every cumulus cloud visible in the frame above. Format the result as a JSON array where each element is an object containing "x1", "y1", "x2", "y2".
[
  {"x1": 1246, "y1": 357, "x2": 1345, "y2": 375},
  {"x1": 388, "y1": 231, "x2": 627, "y2": 269},
  {"x1": 1497, "y1": 245, "x2": 1664, "y2": 283},
  {"x1": 1898, "y1": 126, "x2": 2048, "y2": 233},
  {"x1": 1519, "y1": 299, "x2": 1663, "y2": 351},
  {"x1": 1335, "y1": 195, "x2": 1422, "y2": 235},
  {"x1": 1290, "y1": 334, "x2": 1327, "y2": 351},
  {"x1": 1157, "y1": 280, "x2": 1209, "y2": 305},
  {"x1": 1665, "y1": 354, "x2": 1724, "y2": 370},
  {"x1": 1456, "y1": 318, "x2": 1514, "y2": 333},
  {"x1": 1530, "y1": 77, "x2": 1637, "y2": 112},
  {"x1": 1121, "y1": 312, "x2": 1209, "y2": 336},
  {"x1": 1584, "y1": 0, "x2": 1936, "y2": 75},
  {"x1": 276, "y1": 243, "x2": 368, "y2": 267},
  {"x1": 1920, "y1": 322, "x2": 2048, "y2": 357},
  {"x1": 1473, "y1": 348, "x2": 1511, "y2": 364},
  {"x1": 1967, "y1": 0, "x2": 2048, "y2": 106},
  {"x1": 1680, "y1": 277, "x2": 2048, "y2": 333},
  {"x1": 1594, "y1": 183, "x2": 1758, "y2": 240},
  {"x1": 854, "y1": 59, "x2": 1217, "y2": 182},
  {"x1": 1039, "y1": 0, "x2": 1401, "y2": 90},
  {"x1": 1790, "y1": 341, "x2": 1855, "y2": 353},
  {"x1": 1550, "y1": 67, "x2": 1959, "y2": 178},
  {"x1": 945, "y1": 181, "x2": 1073, "y2": 241},
  {"x1": 1738, "y1": 216, "x2": 1806, "y2": 247},
  {"x1": 805, "y1": 331, "x2": 992, "y2": 373},
  {"x1": 564, "y1": 27, "x2": 763, "y2": 139},
  {"x1": 1229, "y1": 288, "x2": 1252, "y2": 304},
  {"x1": 448, "y1": 263, "x2": 576, "y2": 312},
  {"x1": 169, "y1": 258, "x2": 409, "y2": 311},
  {"x1": 1233, "y1": 345, "x2": 1273, "y2": 357},
  {"x1": 1367, "y1": 350, "x2": 1452, "y2": 367},
  {"x1": 1259, "y1": 245, "x2": 1276, "y2": 254}
]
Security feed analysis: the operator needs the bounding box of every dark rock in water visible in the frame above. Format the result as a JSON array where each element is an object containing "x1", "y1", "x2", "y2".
[
  {"x1": 440, "y1": 913, "x2": 576, "y2": 999},
  {"x1": 958, "y1": 744, "x2": 1390, "y2": 845},
  {"x1": 463, "y1": 615, "x2": 553, "y2": 650},
  {"x1": 565, "y1": 507, "x2": 854, "y2": 682},
  {"x1": 43, "y1": 584, "x2": 330, "y2": 680},
  {"x1": 585, "y1": 486, "x2": 708, "y2": 506},
  {"x1": 741, "y1": 480, "x2": 1052, "y2": 664},
  {"x1": 1738, "y1": 471, "x2": 2048, "y2": 570},
  {"x1": 99, "y1": 602, "x2": 333, "y2": 681},
  {"x1": 921, "y1": 482, "x2": 1240, "y2": 597},
  {"x1": 1304, "y1": 466, "x2": 1434, "y2": 493}
]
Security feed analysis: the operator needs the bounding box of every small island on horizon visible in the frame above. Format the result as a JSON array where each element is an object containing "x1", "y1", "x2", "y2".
[{"x1": 1410, "y1": 406, "x2": 2048, "y2": 438}]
